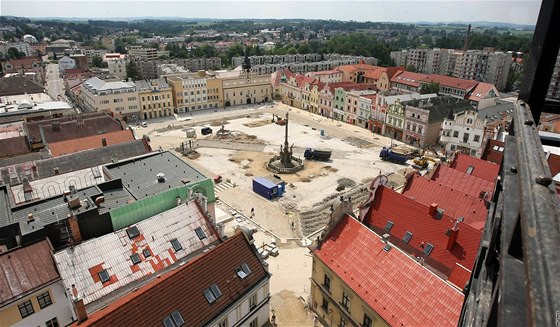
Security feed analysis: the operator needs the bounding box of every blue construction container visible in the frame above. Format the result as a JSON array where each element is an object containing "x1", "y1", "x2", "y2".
[{"x1": 253, "y1": 177, "x2": 279, "y2": 200}]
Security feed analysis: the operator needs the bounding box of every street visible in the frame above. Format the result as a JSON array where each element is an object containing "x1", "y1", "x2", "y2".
[{"x1": 45, "y1": 63, "x2": 67, "y2": 102}]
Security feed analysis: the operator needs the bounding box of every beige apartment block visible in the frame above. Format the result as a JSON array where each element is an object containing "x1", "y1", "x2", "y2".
[
  {"x1": 81, "y1": 77, "x2": 139, "y2": 120},
  {"x1": 136, "y1": 78, "x2": 174, "y2": 119}
]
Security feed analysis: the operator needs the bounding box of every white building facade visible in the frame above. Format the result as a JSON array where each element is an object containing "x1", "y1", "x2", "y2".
[{"x1": 440, "y1": 109, "x2": 486, "y2": 156}]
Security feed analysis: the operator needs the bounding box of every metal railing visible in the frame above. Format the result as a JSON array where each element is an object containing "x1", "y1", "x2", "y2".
[{"x1": 459, "y1": 0, "x2": 560, "y2": 325}]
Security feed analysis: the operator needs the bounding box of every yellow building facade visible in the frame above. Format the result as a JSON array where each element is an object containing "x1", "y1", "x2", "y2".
[
  {"x1": 310, "y1": 256, "x2": 389, "y2": 327},
  {"x1": 222, "y1": 73, "x2": 272, "y2": 106},
  {"x1": 136, "y1": 79, "x2": 173, "y2": 119}
]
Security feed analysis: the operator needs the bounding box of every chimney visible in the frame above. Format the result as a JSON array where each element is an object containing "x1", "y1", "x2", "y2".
[
  {"x1": 429, "y1": 203, "x2": 438, "y2": 216},
  {"x1": 67, "y1": 213, "x2": 82, "y2": 244},
  {"x1": 101, "y1": 138, "x2": 107, "y2": 146},
  {"x1": 54, "y1": 167, "x2": 60, "y2": 175},
  {"x1": 463, "y1": 24, "x2": 472, "y2": 51},
  {"x1": 71, "y1": 284, "x2": 88, "y2": 322},
  {"x1": 446, "y1": 219, "x2": 462, "y2": 251},
  {"x1": 27, "y1": 213, "x2": 35, "y2": 222}
]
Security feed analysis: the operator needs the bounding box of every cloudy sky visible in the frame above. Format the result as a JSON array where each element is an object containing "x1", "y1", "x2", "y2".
[{"x1": 1, "y1": 1, "x2": 541, "y2": 25}]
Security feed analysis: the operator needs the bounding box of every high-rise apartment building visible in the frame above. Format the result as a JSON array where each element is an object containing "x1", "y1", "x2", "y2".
[{"x1": 391, "y1": 49, "x2": 511, "y2": 91}]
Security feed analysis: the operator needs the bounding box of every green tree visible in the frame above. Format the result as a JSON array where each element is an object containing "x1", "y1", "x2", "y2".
[
  {"x1": 92, "y1": 55, "x2": 103, "y2": 68},
  {"x1": 405, "y1": 64, "x2": 417, "y2": 72},
  {"x1": 6, "y1": 47, "x2": 26, "y2": 59},
  {"x1": 126, "y1": 61, "x2": 141, "y2": 81},
  {"x1": 420, "y1": 82, "x2": 440, "y2": 94}
]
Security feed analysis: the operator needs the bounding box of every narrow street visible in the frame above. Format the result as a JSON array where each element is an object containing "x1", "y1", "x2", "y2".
[{"x1": 45, "y1": 63, "x2": 67, "y2": 102}]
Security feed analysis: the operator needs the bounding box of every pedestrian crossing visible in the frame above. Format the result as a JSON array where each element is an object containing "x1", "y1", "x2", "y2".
[{"x1": 214, "y1": 181, "x2": 235, "y2": 193}]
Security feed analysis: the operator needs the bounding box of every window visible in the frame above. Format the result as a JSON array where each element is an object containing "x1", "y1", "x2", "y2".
[
  {"x1": 203, "y1": 284, "x2": 222, "y2": 303},
  {"x1": 126, "y1": 226, "x2": 140, "y2": 239},
  {"x1": 18, "y1": 300, "x2": 34, "y2": 318},
  {"x1": 453, "y1": 131, "x2": 459, "y2": 138},
  {"x1": 363, "y1": 314, "x2": 373, "y2": 327},
  {"x1": 339, "y1": 317, "x2": 348, "y2": 327},
  {"x1": 162, "y1": 310, "x2": 185, "y2": 327},
  {"x1": 130, "y1": 253, "x2": 141, "y2": 265},
  {"x1": 450, "y1": 145, "x2": 456, "y2": 151},
  {"x1": 46, "y1": 317, "x2": 59, "y2": 327},
  {"x1": 37, "y1": 291, "x2": 52, "y2": 309},
  {"x1": 341, "y1": 292, "x2": 350, "y2": 310},
  {"x1": 218, "y1": 318, "x2": 228, "y2": 327},
  {"x1": 466, "y1": 166, "x2": 475, "y2": 175},
  {"x1": 143, "y1": 248, "x2": 151, "y2": 258},
  {"x1": 474, "y1": 135, "x2": 481, "y2": 142},
  {"x1": 384, "y1": 221, "x2": 394, "y2": 232},
  {"x1": 321, "y1": 297, "x2": 329, "y2": 311},
  {"x1": 424, "y1": 243, "x2": 435, "y2": 256},
  {"x1": 195, "y1": 227, "x2": 206, "y2": 240},
  {"x1": 323, "y1": 274, "x2": 331, "y2": 292},
  {"x1": 403, "y1": 231, "x2": 413, "y2": 243},
  {"x1": 249, "y1": 293, "x2": 257, "y2": 310},
  {"x1": 171, "y1": 239, "x2": 182, "y2": 252},
  {"x1": 99, "y1": 269, "x2": 110, "y2": 283},
  {"x1": 236, "y1": 263, "x2": 252, "y2": 279},
  {"x1": 249, "y1": 318, "x2": 258, "y2": 327}
]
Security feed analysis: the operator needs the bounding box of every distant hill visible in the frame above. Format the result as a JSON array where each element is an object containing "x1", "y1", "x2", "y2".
[{"x1": 412, "y1": 21, "x2": 535, "y2": 30}]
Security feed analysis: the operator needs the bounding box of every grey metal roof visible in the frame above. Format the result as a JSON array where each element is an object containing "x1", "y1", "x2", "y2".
[
  {"x1": 105, "y1": 151, "x2": 207, "y2": 200},
  {"x1": 477, "y1": 101, "x2": 515, "y2": 121},
  {"x1": 0, "y1": 186, "x2": 12, "y2": 227},
  {"x1": 135, "y1": 78, "x2": 170, "y2": 91},
  {"x1": 97, "y1": 186, "x2": 135, "y2": 215},
  {"x1": 405, "y1": 96, "x2": 473, "y2": 123},
  {"x1": 10, "y1": 186, "x2": 102, "y2": 235},
  {"x1": 36, "y1": 140, "x2": 150, "y2": 178}
]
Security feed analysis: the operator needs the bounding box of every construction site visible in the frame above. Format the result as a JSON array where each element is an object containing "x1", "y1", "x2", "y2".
[
  {"x1": 146, "y1": 104, "x2": 417, "y2": 241},
  {"x1": 140, "y1": 103, "x2": 434, "y2": 326}
]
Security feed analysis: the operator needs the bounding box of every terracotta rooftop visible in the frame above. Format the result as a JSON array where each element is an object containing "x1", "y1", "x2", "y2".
[
  {"x1": 422, "y1": 74, "x2": 478, "y2": 91},
  {"x1": 336, "y1": 63, "x2": 379, "y2": 72},
  {"x1": 481, "y1": 139, "x2": 505, "y2": 166},
  {"x1": 0, "y1": 239, "x2": 59, "y2": 307},
  {"x1": 328, "y1": 82, "x2": 376, "y2": 93},
  {"x1": 48, "y1": 129, "x2": 135, "y2": 157},
  {"x1": 402, "y1": 174, "x2": 489, "y2": 230},
  {"x1": 363, "y1": 67, "x2": 386, "y2": 80},
  {"x1": 547, "y1": 153, "x2": 560, "y2": 181},
  {"x1": 390, "y1": 71, "x2": 429, "y2": 88},
  {"x1": 364, "y1": 186, "x2": 482, "y2": 275},
  {"x1": 448, "y1": 263, "x2": 472, "y2": 290},
  {"x1": 430, "y1": 164, "x2": 495, "y2": 199},
  {"x1": 5, "y1": 56, "x2": 43, "y2": 68},
  {"x1": 72, "y1": 231, "x2": 269, "y2": 327},
  {"x1": 311, "y1": 69, "x2": 341, "y2": 75},
  {"x1": 314, "y1": 215, "x2": 464, "y2": 327},
  {"x1": 450, "y1": 153, "x2": 500, "y2": 182},
  {"x1": 466, "y1": 82, "x2": 499, "y2": 102}
]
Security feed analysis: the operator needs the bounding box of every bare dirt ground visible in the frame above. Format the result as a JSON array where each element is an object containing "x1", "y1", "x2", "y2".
[{"x1": 144, "y1": 102, "x2": 420, "y2": 326}]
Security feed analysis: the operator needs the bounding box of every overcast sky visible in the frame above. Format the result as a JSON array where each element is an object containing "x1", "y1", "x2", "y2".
[{"x1": 1, "y1": 1, "x2": 541, "y2": 25}]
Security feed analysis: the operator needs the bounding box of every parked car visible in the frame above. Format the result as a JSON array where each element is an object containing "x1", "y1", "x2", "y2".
[
  {"x1": 201, "y1": 127, "x2": 213, "y2": 135},
  {"x1": 141, "y1": 122, "x2": 148, "y2": 127}
]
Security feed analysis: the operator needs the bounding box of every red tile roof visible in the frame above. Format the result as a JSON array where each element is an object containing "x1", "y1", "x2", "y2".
[
  {"x1": 402, "y1": 174, "x2": 488, "y2": 230},
  {"x1": 314, "y1": 215, "x2": 464, "y2": 327},
  {"x1": 336, "y1": 63, "x2": 379, "y2": 72},
  {"x1": 466, "y1": 82, "x2": 499, "y2": 101},
  {"x1": 74, "y1": 231, "x2": 268, "y2": 327},
  {"x1": 48, "y1": 129, "x2": 135, "y2": 157},
  {"x1": 548, "y1": 153, "x2": 560, "y2": 178},
  {"x1": 422, "y1": 74, "x2": 478, "y2": 91},
  {"x1": 390, "y1": 71, "x2": 429, "y2": 88},
  {"x1": 364, "y1": 186, "x2": 482, "y2": 275},
  {"x1": 328, "y1": 82, "x2": 376, "y2": 93},
  {"x1": 481, "y1": 139, "x2": 505, "y2": 166},
  {"x1": 0, "y1": 239, "x2": 59, "y2": 306},
  {"x1": 5, "y1": 56, "x2": 43, "y2": 68},
  {"x1": 450, "y1": 153, "x2": 500, "y2": 182},
  {"x1": 430, "y1": 164, "x2": 495, "y2": 199},
  {"x1": 363, "y1": 67, "x2": 386, "y2": 80},
  {"x1": 448, "y1": 263, "x2": 472, "y2": 290},
  {"x1": 311, "y1": 69, "x2": 340, "y2": 75}
]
